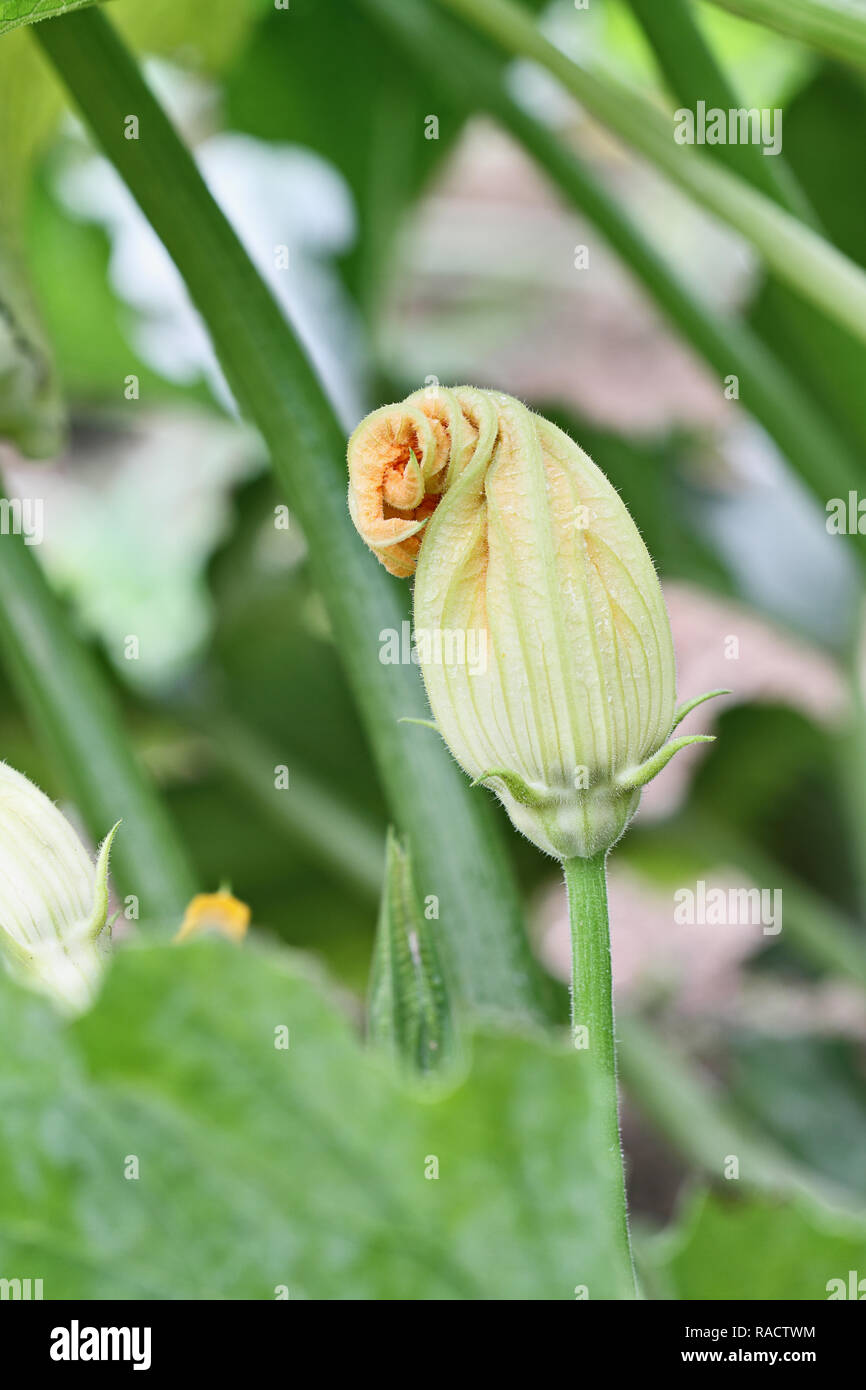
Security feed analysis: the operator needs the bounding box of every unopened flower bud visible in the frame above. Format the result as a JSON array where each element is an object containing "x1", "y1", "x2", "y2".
[
  {"x1": 0, "y1": 762, "x2": 119, "y2": 1012},
  {"x1": 348, "y1": 387, "x2": 723, "y2": 858}
]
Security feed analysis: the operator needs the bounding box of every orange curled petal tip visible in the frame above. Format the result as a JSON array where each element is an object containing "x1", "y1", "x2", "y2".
[
  {"x1": 347, "y1": 393, "x2": 456, "y2": 577},
  {"x1": 175, "y1": 891, "x2": 251, "y2": 944}
]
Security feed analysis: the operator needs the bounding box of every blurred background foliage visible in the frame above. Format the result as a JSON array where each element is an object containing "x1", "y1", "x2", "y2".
[{"x1": 0, "y1": 0, "x2": 865, "y2": 1299}]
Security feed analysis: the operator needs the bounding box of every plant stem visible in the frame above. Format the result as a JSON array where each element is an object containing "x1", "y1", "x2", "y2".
[
  {"x1": 0, "y1": 494, "x2": 196, "y2": 920},
  {"x1": 34, "y1": 6, "x2": 551, "y2": 1021},
  {"x1": 703, "y1": 0, "x2": 866, "y2": 74},
  {"x1": 626, "y1": 0, "x2": 817, "y2": 224},
  {"x1": 563, "y1": 852, "x2": 636, "y2": 1299},
  {"x1": 436, "y1": 0, "x2": 866, "y2": 349}
]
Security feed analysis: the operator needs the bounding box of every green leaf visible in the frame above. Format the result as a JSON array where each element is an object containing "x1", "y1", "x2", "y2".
[
  {"x1": 649, "y1": 1189, "x2": 866, "y2": 1300},
  {"x1": 0, "y1": 233, "x2": 63, "y2": 455},
  {"x1": 225, "y1": 0, "x2": 460, "y2": 314},
  {"x1": 0, "y1": 0, "x2": 260, "y2": 60},
  {"x1": 618, "y1": 1014, "x2": 847, "y2": 1208},
  {"x1": 732, "y1": 1035, "x2": 866, "y2": 1201},
  {"x1": 749, "y1": 68, "x2": 866, "y2": 462},
  {"x1": 0, "y1": 939, "x2": 633, "y2": 1299},
  {"x1": 0, "y1": 0, "x2": 101, "y2": 38}
]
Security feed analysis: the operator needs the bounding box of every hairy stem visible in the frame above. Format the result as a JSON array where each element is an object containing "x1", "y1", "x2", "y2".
[{"x1": 563, "y1": 852, "x2": 636, "y2": 1299}]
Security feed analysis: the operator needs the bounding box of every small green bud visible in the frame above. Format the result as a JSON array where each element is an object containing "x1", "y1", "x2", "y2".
[
  {"x1": 368, "y1": 828, "x2": 455, "y2": 1076},
  {"x1": 0, "y1": 762, "x2": 119, "y2": 1012},
  {"x1": 348, "y1": 387, "x2": 722, "y2": 859}
]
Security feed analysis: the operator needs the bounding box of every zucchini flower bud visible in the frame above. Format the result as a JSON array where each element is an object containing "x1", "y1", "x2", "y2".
[
  {"x1": 348, "y1": 387, "x2": 722, "y2": 859},
  {"x1": 0, "y1": 762, "x2": 119, "y2": 1012}
]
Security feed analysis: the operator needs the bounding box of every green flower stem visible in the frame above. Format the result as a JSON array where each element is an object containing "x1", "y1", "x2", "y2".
[
  {"x1": 703, "y1": 0, "x2": 866, "y2": 74},
  {"x1": 0, "y1": 496, "x2": 196, "y2": 920},
  {"x1": 563, "y1": 851, "x2": 636, "y2": 1299},
  {"x1": 362, "y1": 0, "x2": 866, "y2": 569},
  {"x1": 435, "y1": 0, "x2": 866, "y2": 348},
  {"x1": 34, "y1": 7, "x2": 550, "y2": 1021}
]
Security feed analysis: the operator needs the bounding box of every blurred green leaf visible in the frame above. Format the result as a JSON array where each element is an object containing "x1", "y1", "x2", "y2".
[
  {"x1": 0, "y1": 938, "x2": 631, "y2": 1298},
  {"x1": 750, "y1": 68, "x2": 866, "y2": 461},
  {"x1": 225, "y1": 0, "x2": 460, "y2": 316},
  {"x1": 165, "y1": 772, "x2": 379, "y2": 990},
  {"x1": 649, "y1": 1188, "x2": 866, "y2": 1299},
  {"x1": 0, "y1": 515, "x2": 196, "y2": 920},
  {"x1": 687, "y1": 702, "x2": 856, "y2": 913},
  {"x1": 619, "y1": 1014, "x2": 850, "y2": 1207},
  {"x1": 0, "y1": 26, "x2": 67, "y2": 454},
  {"x1": 732, "y1": 1035, "x2": 866, "y2": 1200},
  {"x1": 0, "y1": 232, "x2": 63, "y2": 455},
  {"x1": 27, "y1": 174, "x2": 210, "y2": 408}
]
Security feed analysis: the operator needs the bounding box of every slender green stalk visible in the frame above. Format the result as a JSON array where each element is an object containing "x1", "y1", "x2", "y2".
[
  {"x1": 563, "y1": 852, "x2": 636, "y2": 1299},
  {"x1": 362, "y1": 0, "x2": 866, "y2": 570},
  {"x1": 435, "y1": 0, "x2": 866, "y2": 348},
  {"x1": 703, "y1": 0, "x2": 866, "y2": 73},
  {"x1": 0, "y1": 500, "x2": 196, "y2": 920},
  {"x1": 34, "y1": 7, "x2": 550, "y2": 1020},
  {"x1": 627, "y1": 0, "x2": 817, "y2": 223}
]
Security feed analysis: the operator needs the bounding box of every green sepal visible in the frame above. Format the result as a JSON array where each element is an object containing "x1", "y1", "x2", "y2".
[
  {"x1": 672, "y1": 688, "x2": 731, "y2": 729},
  {"x1": 616, "y1": 735, "x2": 715, "y2": 792},
  {"x1": 85, "y1": 820, "x2": 121, "y2": 940},
  {"x1": 471, "y1": 767, "x2": 550, "y2": 808}
]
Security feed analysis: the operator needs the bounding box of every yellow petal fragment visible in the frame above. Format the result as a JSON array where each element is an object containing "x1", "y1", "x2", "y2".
[{"x1": 175, "y1": 891, "x2": 251, "y2": 944}]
